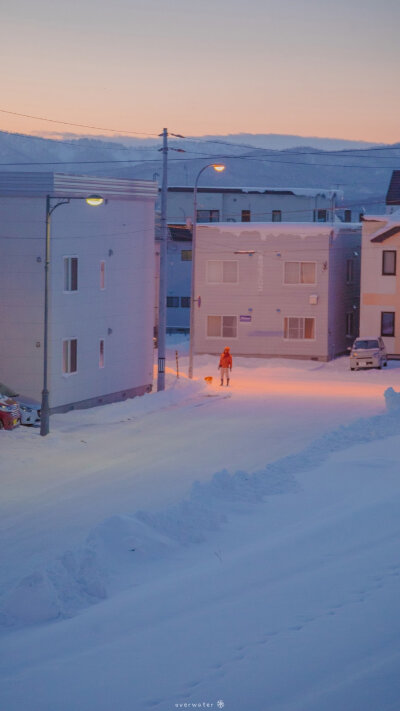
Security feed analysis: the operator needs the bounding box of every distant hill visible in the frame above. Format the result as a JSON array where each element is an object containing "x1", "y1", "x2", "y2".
[{"x1": 0, "y1": 130, "x2": 399, "y2": 216}]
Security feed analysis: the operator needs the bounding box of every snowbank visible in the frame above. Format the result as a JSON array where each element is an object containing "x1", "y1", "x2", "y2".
[{"x1": 2, "y1": 386, "x2": 400, "y2": 631}]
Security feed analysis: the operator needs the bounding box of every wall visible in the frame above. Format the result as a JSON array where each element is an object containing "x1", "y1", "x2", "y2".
[
  {"x1": 49, "y1": 198, "x2": 155, "y2": 410},
  {"x1": 166, "y1": 190, "x2": 334, "y2": 224},
  {"x1": 193, "y1": 223, "x2": 333, "y2": 360},
  {"x1": 0, "y1": 196, "x2": 45, "y2": 399},
  {"x1": 166, "y1": 239, "x2": 192, "y2": 331},
  {"x1": 327, "y1": 227, "x2": 361, "y2": 357},
  {"x1": 0, "y1": 194, "x2": 155, "y2": 409},
  {"x1": 360, "y1": 219, "x2": 400, "y2": 355}
]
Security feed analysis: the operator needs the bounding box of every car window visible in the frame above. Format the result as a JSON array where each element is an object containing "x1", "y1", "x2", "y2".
[{"x1": 353, "y1": 340, "x2": 379, "y2": 349}]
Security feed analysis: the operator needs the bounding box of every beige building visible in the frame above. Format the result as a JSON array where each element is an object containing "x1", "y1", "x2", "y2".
[
  {"x1": 193, "y1": 222, "x2": 361, "y2": 361},
  {"x1": 360, "y1": 211, "x2": 400, "y2": 356}
]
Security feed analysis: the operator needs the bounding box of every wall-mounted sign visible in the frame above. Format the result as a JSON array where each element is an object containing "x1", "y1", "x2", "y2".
[{"x1": 240, "y1": 315, "x2": 252, "y2": 322}]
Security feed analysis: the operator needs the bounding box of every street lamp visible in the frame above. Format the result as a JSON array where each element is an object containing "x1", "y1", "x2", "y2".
[
  {"x1": 188, "y1": 164, "x2": 225, "y2": 379},
  {"x1": 40, "y1": 194, "x2": 104, "y2": 436}
]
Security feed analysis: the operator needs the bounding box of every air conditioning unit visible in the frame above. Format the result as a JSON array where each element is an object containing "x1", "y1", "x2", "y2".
[{"x1": 309, "y1": 294, "x2": 318, "y2": 305}]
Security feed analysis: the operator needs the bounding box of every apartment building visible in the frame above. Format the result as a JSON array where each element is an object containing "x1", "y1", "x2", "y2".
[
  {"x1": 0, "y1": 172, "x2": 157, "y2": 412},
  {"x1": 192, "y1": 222, "x2": 361, "y2": 361},
  {"x1": 360, "y1": 210, "x2": 400, "y2": 356}
]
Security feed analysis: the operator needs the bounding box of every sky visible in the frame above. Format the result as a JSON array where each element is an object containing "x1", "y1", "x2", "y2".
[{"x1": 1, "y1": 0, "x2": 399, "y2": 143}]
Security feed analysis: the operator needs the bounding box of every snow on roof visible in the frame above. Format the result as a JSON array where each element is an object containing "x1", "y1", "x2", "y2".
[
  {"x1": 168, "y1": 186, "x2": 342, "y2": 199},
  {"x1": 197, "y1": 221, "x2": 359, "y2": 239},
  {"x1": 363, "y1": 209, "x2": 400, "y2": 242}
]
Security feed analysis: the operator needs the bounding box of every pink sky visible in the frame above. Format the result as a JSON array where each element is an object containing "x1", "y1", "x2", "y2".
[{"x1": 1, "y1": 0, "x2": 399, "y2": 143}]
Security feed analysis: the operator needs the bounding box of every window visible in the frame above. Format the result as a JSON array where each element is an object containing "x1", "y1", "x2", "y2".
[
  {"x1": 346, "y1": 312, "x2": 354, "y2": 337},
  {"x1": 99, "y1": 339, "x2": 105, "y2": 368},
  {"x1": 272, "y1": 210, "x2": 282, "y2": 222},
  {"x1": 382, "y1": 250, "x2": 396, "y2": 276},
  {"x1": 64, "y1": 257, "x2": 78, "y2": 291},
  {"x1": 100, "y1": 261, "x2": 105, "y2": 289},
  {"x1": 241, "y1": 209, "x2": 251, "y2": 222},
  {"x1": 196, "y1": 209, "x2": 220, "y2": 223},
  {"x1": 207, "y1": 315, "x2": 237, "y2": 338},
  {"x1": 180, "y1": 297, "x2": 191, "y2": 308},
  {"x1": 284, "y1": 317, "x2": 315, "y2": 340},
  {"x1": 346, "y1": 259, "x2": 354, "y2": 284},
  {"x1": 314, "y1": 209, "x2": 327, "y2": 223},
  {"x1": 344, "y1": 209, "x2": 352, "y2": 223},
  {"x1": 381, "y1": 312, "x2": 395, "y2": 337},
  {"x1": 167, "y1": 296, "x2": 179, "y2": 307},
  {"x1": 63, "y1": 338, "x2": 77, "y2": 374},
  {"x1": 284, "y1": 262, "x2": 316, "y2": 284},
  {"x1": 207, "y1": 260, "x2": 238, "y2": 283},
  {"x1": 181, "y1": 250, "x2": 192, "y2": 261}
]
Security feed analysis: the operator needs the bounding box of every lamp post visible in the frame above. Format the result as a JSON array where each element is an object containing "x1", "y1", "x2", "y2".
[
  {"x1": 188, "y1": 164, "x2": 225, "y2": 379},
  {"x1": 40, "y1": 194, "x2": 104, "y2": 436}
]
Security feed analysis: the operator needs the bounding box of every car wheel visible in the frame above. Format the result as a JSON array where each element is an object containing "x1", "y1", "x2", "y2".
[
  {"x1": 0, "y1": 420, "x2": 3, "y2": 430},
  {"x1": 384, "y1": 361, "x2": 388, "y2": 367},
  {"x1": 350, "y1": 367, "x2": 355, "y2": 371}
]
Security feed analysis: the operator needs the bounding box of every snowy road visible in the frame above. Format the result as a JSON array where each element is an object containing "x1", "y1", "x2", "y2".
[{"x1": 1, "y1": 345, "x2": 400, "y2": 710}]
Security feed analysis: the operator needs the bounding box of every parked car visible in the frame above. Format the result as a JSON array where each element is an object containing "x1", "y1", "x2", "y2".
[
  {"x1": 0, "y1": 382, "x2": 41, "y2": 425},
  {"x1": 0, "y1": 394, "x2": 20, "y2": 430},
  {"x1": 349, "y1": 337, "x2": 388, "y2": 370}
]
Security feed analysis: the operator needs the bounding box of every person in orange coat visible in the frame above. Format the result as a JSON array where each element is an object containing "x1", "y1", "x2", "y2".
[{"x1": 218, "y1": 346, "x2": 232, "y2": 386}]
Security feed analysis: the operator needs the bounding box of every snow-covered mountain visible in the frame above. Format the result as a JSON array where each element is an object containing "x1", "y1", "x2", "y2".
[{"x1": 1, "y1": 130, "x2": 399, "y2": 215}]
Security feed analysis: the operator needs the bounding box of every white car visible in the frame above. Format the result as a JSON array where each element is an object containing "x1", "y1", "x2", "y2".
[
  {"x1": 0, "y1": 382, "x2": 41, "y2": 425},
  {"x1": 349, "y1": 337, "x2": 388, "y2": 370}
]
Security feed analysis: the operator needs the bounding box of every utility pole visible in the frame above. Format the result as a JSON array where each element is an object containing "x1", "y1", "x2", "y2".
[{"x1": 157, "y1": 128, "x2": 168, "y2": 391}]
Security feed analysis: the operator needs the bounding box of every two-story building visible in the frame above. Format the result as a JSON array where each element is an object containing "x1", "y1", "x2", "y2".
[
  {"x1": 192, "y1": 222, "x2": 361, "y2": 361},
  {"x1": 164, "y1": 186, "x2": 348, "y2": 332},
  {"x1": 360, "y1": 210, "x2": 400, "y2": 357},
  {"x1": 0, "y1": 172, "x2": 157, "y2": 412}
]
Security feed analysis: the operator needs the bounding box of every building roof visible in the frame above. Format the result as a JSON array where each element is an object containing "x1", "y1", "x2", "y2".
[
  {"x1": 386, "y1": 171, "x2": 400, "y2": 205},
  {"x1": 363, "y1": 208, "x2": 400, "y2": 242},
  {"x1": 168, "y1": 186, "x2": 341, "y2": 199},
  {"x1": 0, "y1": 172, "x2": 158, "y2": 200}
]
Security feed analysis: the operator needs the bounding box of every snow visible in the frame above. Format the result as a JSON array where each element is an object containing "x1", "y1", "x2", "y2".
[{"x1": 1, "y1": 337, "x2": 400, "y2": 711}]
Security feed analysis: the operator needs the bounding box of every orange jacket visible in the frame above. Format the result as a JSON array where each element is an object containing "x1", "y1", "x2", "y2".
[{"x1": 219, "y1": 348, "x2": 232, "y2": 369}]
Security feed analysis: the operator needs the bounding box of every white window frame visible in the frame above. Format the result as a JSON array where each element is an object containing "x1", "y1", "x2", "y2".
[
  {"x1": 206, "y1": 260, "x2": 239, "y2": 284},
  {"x1": 100, "y1": 260, "x2": 106, "y2": 290},
  {"x1": 63, "y1": 256, "x2": 78, "y2": 292},
  {"x1": 206, "y1": 314, "x2": 238, "y2": 339},
  {"x1": 62, "y1": 338, "x2": 78, "y2": 375},
  {"x1": 99, "y1": 338, "x2": 105, "y2": 368},
  {"x1": 283, "y1": 317, "x2": 316, "y2": 340},
  {"x1": 283, "y1": 261, "x2": 317, "y2": 285}
]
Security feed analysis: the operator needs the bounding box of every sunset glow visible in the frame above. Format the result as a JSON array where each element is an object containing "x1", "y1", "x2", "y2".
[{"x1": 1, "y1": 0, "x2": 399, "y2": 143}]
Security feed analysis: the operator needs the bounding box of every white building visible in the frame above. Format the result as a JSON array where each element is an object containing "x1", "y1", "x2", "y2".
[
  {"x1": 166, "y1": 186, "x2": 347, "y2": 225},
  {"x1": 193, "y1": 222, "x2": 361, "y2": 361},
  {"x1": 360, "y1": 210, "x2": 400, "y2": 356},
  {"x1": 0, "y1": 173, "x2": 157, "y2": 412}
]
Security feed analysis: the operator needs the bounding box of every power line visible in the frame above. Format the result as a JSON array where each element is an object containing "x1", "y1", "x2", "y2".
[
  {"x1": 173, "y1": 133, "x2": 400, "y2": 157},
  {"x1": 0, "y1": 107, "x2": 160, "y2": 137}
]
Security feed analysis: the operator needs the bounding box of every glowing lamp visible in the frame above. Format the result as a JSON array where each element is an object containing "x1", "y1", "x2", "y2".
[
  {"x1": 212, "y1": 164, "x2": 225, "y2": 172},
  {"x1": 85, "y1": 195, "x2": 104, "y2": 207}
]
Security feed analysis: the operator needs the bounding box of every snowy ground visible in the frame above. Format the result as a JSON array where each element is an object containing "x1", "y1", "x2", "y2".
[{"x1": 1, "y1": 337, "x2": 400, "y2": 711}]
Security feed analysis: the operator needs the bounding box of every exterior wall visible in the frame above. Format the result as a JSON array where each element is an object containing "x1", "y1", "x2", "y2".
[
  {"x1": 0, "y1": 197, "x2": 45, "y2": 399},
  {"x1": 0, "y1": 192, "x2": 156, "y2": 410},
  {"x1": 193, "y1": 223, "x2": 334, "y2": 360},
  {"x1": 327, "y1": 228, "x2": 361, "y2": 357},
  {"x1": 166, "y1": 240, "x2": 192, "y2": 332},
  {"x1": 360, "y1": 219, "x2": 400, "y2": 355},
  {"x1": 166, "y1": 189, "x2": 336, "y2": 224}
]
